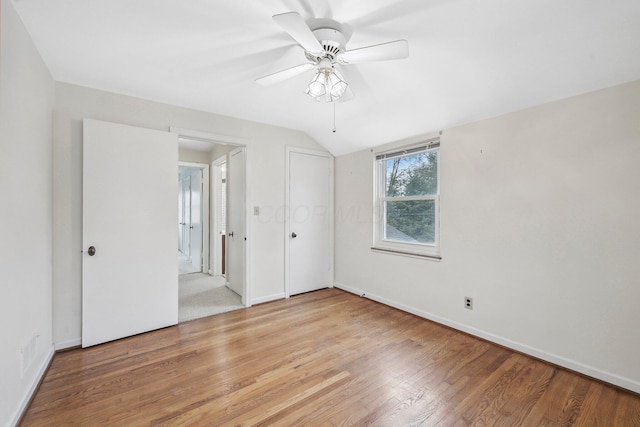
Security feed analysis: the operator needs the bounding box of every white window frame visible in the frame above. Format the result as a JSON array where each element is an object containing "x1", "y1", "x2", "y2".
[{"x1": 372, "y1": 139, "x2": 441, "y2": 260}]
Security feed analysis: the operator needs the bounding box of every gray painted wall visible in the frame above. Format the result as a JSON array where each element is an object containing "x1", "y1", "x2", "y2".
[
  {"x1": 334, "y1": 80, "x2": 640, "y2": 392},
  {"x1": 0, "y1": 1, "x2": 55, "y2": 425}
]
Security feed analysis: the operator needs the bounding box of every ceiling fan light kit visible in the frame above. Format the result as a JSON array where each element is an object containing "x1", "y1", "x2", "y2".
[
  {"x1": 257, "y1": 12, "x2": 409, "y2": 103},
  {"x1": 304, "y1": 58, "x2": 348, "y2": 102}
]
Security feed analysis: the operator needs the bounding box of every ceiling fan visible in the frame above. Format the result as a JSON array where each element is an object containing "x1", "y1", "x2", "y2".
[{"x1": 256, "y1": 12, "x2": 409, "y2": 102}]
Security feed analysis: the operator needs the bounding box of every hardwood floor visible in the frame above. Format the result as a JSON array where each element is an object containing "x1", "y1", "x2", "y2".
[{"x1": 21, "y1": 288, "x2": 640, "y2": 426}]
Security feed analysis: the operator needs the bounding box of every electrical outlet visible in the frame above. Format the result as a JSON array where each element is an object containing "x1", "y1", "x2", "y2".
[{"x1": 464, "y1": 297, "x2": 473, "y2": 310}]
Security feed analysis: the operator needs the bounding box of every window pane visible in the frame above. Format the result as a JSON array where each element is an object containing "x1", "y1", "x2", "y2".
[
  {"x1": 385, "y1": 200, "x2": 435, "y2": 244},
  {"x1": 385, "y1": 151, "x2": 438, "y2": 197}
]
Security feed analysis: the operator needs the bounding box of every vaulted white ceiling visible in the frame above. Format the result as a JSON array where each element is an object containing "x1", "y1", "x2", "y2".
[{"x1": 13, "y1": 0, "x2": 640, "y2": 155}]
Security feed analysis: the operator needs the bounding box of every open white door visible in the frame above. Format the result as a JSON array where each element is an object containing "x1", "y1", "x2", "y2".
[
  {"x1": 286, "y1": 148, "x2": 334, "y2": 296},
  {"x1": 178, "y1": 173, "x2": 191, "y2": 257},
  {"x1": 82, "y1": 119, "x2": 178, "y2": 348},
  {"x1": 188, "y1": 167, "x2": 203, "y2": 272},
  {"x1": 226, "y1": 147, "x2": 245, "y2": 301},
  {"x1": 212, "y1": 157, "x2": 227, "y2": 277}
]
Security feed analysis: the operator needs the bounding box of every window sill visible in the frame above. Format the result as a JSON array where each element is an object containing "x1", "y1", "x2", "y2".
[{"x1": 370, "y1": 246, "x2": 442, "y2": 261}]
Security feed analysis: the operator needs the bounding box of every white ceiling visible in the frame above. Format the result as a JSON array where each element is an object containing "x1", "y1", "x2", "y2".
[{"x1": 13, "y1": 0, "x2": 640, "y2": 156}]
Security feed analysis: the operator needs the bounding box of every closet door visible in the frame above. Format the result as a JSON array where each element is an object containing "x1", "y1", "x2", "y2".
[{"x1": 286, "y1": 148, "x2": 334, "y2": 296}]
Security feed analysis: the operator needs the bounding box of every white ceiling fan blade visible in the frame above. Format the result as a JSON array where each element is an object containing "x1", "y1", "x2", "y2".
[
  {"x1": 339, "y1": 40, "x2": 409, "y2": 64},
  {"x1": 255, "y1": 63, "x2": 315, "y2": 86},
  {"x1": 273, "y1": 12, "x2": 324, "y2": 55}
]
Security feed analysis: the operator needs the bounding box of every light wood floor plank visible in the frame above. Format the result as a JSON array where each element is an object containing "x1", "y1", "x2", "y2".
[{"x1": 20, "y1": 288, "x2": 640, "y2": 426}]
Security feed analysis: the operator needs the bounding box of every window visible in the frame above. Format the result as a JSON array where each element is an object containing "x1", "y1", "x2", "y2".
[{"x1": 373, "y1": 139, "x2": 440, "y2": 259}]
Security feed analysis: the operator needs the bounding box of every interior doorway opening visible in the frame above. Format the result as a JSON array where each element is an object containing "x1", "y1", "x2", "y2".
[
  {"x1": 178, "y1": 165, "x2": 205, "y2": 275},
  {"x1": 175, "y1": 128, "x2": 249, "y2": 323}
]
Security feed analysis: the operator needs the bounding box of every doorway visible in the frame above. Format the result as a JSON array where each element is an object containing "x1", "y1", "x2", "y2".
[
  {"x1": 174, "y1": 129, "x2": 248, "y2": 322},
  {"x1": 178, "y1": 164, "x2": 205, "y2": 275}
]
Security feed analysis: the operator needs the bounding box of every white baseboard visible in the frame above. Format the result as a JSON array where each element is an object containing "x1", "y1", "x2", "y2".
[
  {"x1": 334, "y1": 282, "x2": 640, "y2": 394},
  {"x1": 54, "y1": 338, "x2": 82, "y2": 351},
  {"x1": 252, "y1": 292, "x2": 285, "y2": 305},
  {"x1": 334, "y1": 283, "x2": 365, "y2": 296},
  {"x1": 10, "y1": 345, "x2": 55, "y2": 427}
]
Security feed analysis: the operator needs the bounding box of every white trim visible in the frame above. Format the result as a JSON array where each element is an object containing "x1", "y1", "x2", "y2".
[
  {"x1": 243, "y1": 147, "x2": 252, "y2": 309},
  {"x1": 252, "y1": 292, "x2": 286, "y2": 305},
  {"x1": 370, "y1": 246, "x2": 442, "y2": 261},
  {"x1": 284, "y1": 146, "x2": 335, "y2": 298},
  {"x1": 170, "y1": 126, "x2": 248, "y2": 146},
  {"x1": 54, "y1": 338, "x2": 82, "y2": 351},
  {"x1": 179, "y1": 161, "x2": 210, "y2": 274},
  {"x1": 10, "y1": 345, "x2": 55, "y2": 427},
  {"x1": 334, "y1": 283, "x2": 640, "y2": 394}
]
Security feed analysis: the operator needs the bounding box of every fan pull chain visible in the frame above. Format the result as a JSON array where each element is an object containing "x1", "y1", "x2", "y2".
[{"x1": 332, "y1": 101, "x2": 337, "y2": 133}]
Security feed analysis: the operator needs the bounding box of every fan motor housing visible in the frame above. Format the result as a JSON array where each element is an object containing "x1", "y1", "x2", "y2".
[{"x1": 305, "y1": 28, "x2": 346, "y2": 63}]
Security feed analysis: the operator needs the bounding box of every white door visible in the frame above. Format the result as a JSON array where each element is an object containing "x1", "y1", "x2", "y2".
[
  {"x1": 212, "y1": 158, "x2": 227, "y2": 276},
  {"x1": 226, "y1": 147, "x2": 245, "y2": 300},
  {"x1": 178, "y1": 173, "x2": 191, "y2": 256},
  {"x1": 287, "y1": 149, "x2": 333, "y2": 296},
  {"x1": 188, "y1": 168, "x2": 203, "y2": 272},
  {"x1": 82, "y1": 119, "x2": 178, "y2": 348}
]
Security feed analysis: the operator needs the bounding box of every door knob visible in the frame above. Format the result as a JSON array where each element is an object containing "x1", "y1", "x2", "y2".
[
  {"x1": 291, "y1": 232, "x2": 297, "y2": 239},
  {"x1": 87, "y1": 246, "x2": 96, "y2": 256},
  {"x1": 228, "y1": 231, "x2": 234, "y2": 237}
]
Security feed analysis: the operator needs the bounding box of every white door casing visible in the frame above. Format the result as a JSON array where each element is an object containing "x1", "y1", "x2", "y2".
[
  {"x1": 226, "y1": 147, "x2": 246, "y2": 302},
  {"x1": 285, "y1": 147, "x2": 334, "y2": 296},
  {"x1": 82, "y1": 119, "x2": 178, "y2": 348}
]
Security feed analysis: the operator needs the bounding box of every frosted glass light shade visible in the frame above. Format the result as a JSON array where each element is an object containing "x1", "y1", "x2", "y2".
[
  {"x1": 305, "y1": 72, "x2": 327, "y2": 98},
  {"x1": 305, "y1": 67, "x2": 348, "y2": 102},
  {"x1": 328, "y1": 73, "x2": 347, "y2": 100}
]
